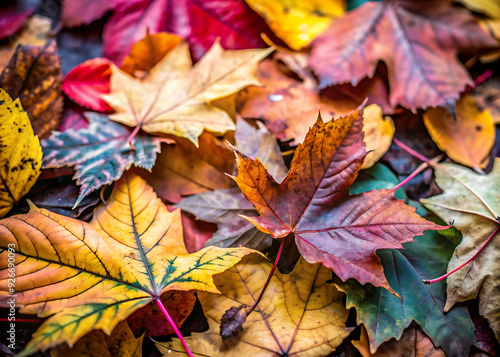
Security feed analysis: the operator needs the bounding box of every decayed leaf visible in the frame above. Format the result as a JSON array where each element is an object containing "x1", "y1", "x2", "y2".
[
  {"x1": 0, "y1": 89, "x2": 42, "y2": 218},
  {"x1": 353, "y1": 325, "x2": 446, "y2": 357},
  {"x1": 361, "y1": 104, "x2": 395, "y2": 169},
  {"x1": 142, "y1": 132, "x2": 234, "y2": 203},
  {"x1": 309, "y1": 1, "x2": 497, "y2": 111},
  {"x1": 0, "y1": 41, "x2": 63, "y2": 138},
  {"x1": 423, "y1": 95, "x2": 495, "y2": 171},
  {"x1": 244, "y1": 0, "x2": 344, "y2": 50},
  {"x1": 336, "y1": 230, "x2": 476, "y2": 357},
  {"x1": 42, "y1": 113, "x2": 165, "y2": 208},
  {"x1": 421, "y1": 160, "x2": 500, "y2": 340},
  {"x1": 234, "y1": 110, "x2": 441, "y2": 292},
  {"x1": 103, "y1": 40, "x2": 271, "y2": 144},
  {"x1": 178, "y1": 118, "x2": 287, "y2": 249},
  {"x1": 51, "y1": 321, "x2": 143, "y2": 357},
  {"x1": 0, "y1": 173, "x2": 254, "y2": 355},
  {"x1": 121, "y1": 32, "x2": 183, "y2": 76},
  {"x1": 62, "y1": 58, "x2": 114, "y2": 113},
  {"x1": 156, "y1": 255, "x2": 352, "y2": 356}
]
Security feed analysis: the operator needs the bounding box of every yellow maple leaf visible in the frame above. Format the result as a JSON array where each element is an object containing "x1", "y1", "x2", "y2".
[
  {"x1": 103, "y1": 40, "x2": 272, "y2": 144},
  {"x1": 0, "y1": 173, "x2": 255, "y2": 356},
  {"x1": 0, "y1": 89, "x2": 42, "y2": 218}
]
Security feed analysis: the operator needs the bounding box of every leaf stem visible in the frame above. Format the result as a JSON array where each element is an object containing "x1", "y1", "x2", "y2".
[
  {"x1": 248, "y1": 238, "x2": 285, "y2": 315},
  {"x1": 423, "y1": 226, "x2": 499, "y2": 285},
  {"x1": 392, "y1": 154, "x2": 444, "y2": 191},
  {"x1": 156, "y1": 298, "x2": 194, "y2": 357},
  {"x1": 393, "y1": 138, "x2": 429, "y2": 162},
  {"x1": 127, "y1": 125, "x2": 141, "y2": 150}
]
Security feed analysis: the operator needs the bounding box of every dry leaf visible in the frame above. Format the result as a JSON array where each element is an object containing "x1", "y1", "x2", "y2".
[{"x1": 361, "y1": 104, "x2": 395, "y2": 169}]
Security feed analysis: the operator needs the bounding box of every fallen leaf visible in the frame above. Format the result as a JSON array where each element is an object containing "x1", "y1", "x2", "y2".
[
  {"x1": 423, "y1": 95, "x2": 495, "y2": 171},
  {"x1": 233, "y1": 110, "x2": 441, "y2": 291},
  {"x1": 127, "y1": 291, "x2": 196, "y2": 336},
  {"x1": 51, "y1": 321, "x2": 143, "y2": 357},
  {"x1": 0, "y1": 173, "x2": 255, "y2": 355},
  {"x1": 244, "y1": 0, "x2": 345, "y2": 50},
  {"x1": 0, "y1": 41, "x2": 63, "y2": 139},
  {"x1": 421, "y1": 159, "x2": 500, "y2": 340},
  {"x1": 0, "y1": 89, "x2": 42, "y2": 218},
  {"x1": 336, "y1": 230, "x2": 476, "y2": 357},
  {"x1": 156, "y1": 255, "x2": 352, "y2": 356},
  {"x1": 120, "y1": 32, "x2": 183, "y2": 76},
  {"x1": 353, "y1": 325, "x2": 446, "y2": 357},
  {"x1": 309, "y1": 1, "x2": 497, "y2": 111},
  {"x1": 141, "y1": 132, "x2": 234, "y2": 203},
  {"x1": 178, "y1": 118, "x2": 287, "y2": 250},
  {"x1": 361, "y1": 104, "x2": 395, "y2": 169},
  {"x1": 474, "y1": 81, "x2": 500, "y2": 124},
  {"x1": 103, "y1": 40, "x2": 271, "y2": 144},
  {"x1": 41, "y1": 113, "x2": 165, "y2": 208},
  {"x1": 0, "y1": 7, "x2": 32, "y2": 40},
  {"x1": 61, "y1": 0, "x2": 117, "y2": 27},
  {"x1": 62, "y1": 58, "x2": 114, "y2": 113}
]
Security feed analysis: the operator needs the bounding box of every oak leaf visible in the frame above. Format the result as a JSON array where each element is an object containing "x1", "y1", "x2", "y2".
[
  {"x1": 51, "y1": 321, "x2": 143, "y2": 357},
  {"x1": 336, "y1": 230, "x2": 476, "y2": 357},
  {"x1": 423, "y1": 95, "x2": 495, "y2": 171},
  {"x1": 156, "y1": 255, "x2": 352, "y2": 356},
  {"x1": 103, "y1": 40, "x2": 271, "y2": 144},
  {"x1": 233, "y1": 110, "x2": 441, "y2": 291},
  {"x1": 41, "y1": 113, "x2": 165, "y2": 208},
  {"x1": 0, "y1": 173, "x2": 254, "y2": 356},
  {"x1": 0, "y1": 89, "x2": 42, "y2": 218},
  {"x1": 309, "y1": 1, "x2": 497, "y2": 111},
  {"x1": 421, "y1": 159, "x2": 500, "y2": 340},
  {"x1": 244, "y1": 0, "x2": 345, "y2": 50},
  {"x1": 0, "y1": 41, "x2": 63, "y2": 139}
]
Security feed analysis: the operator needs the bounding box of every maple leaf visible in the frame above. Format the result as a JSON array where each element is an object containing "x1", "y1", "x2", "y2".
[
  {"x1": 0, "y1": 41, "x2": 63, "y2": 139},
  {"x1": 244, "y1": 0, "x2": 345, "y2": 50},
  {"x1": 336, "y1": 230, "x2": 476, "y2": 357},
  {"x1": 0, "y1": 173, "x2": 255, "y2": 355},
  {"x1": 51, "y1": 321, "x2": 143, "y2": 357},
  {"x1": 233, "y1": 110, "x2": 441, "y2": 291},
  {"x1": 103, "y1": 40, "x2": 271, "y2": 144},
  {"x1": 421, "y1": 159, "x2": 500, "y2": 340},
  {"x1": 309, "y1": 1, "x2": 497, "y2": 111},
  {"x1": 41, "y1": 113, "x2": 165, "y2": 208},
  {"x1": 423, "y1": 94, "x2": 495, "y2": 171},
  {"x1": 0, "y1": 89, "x2": 42, "y2": 218},
  {"x1": 156, "y1": 255, "x2": 352, "y2": 356}
]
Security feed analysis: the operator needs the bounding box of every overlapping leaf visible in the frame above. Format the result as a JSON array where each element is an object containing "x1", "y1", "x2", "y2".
[
  {"x1": 309, "y1": 1, "x2": 497, "y2": 111},
  {"x1": 41, "y1": 113, "x2": 165, "y2": 208},
  {"x1": 233, "y1": 110, "x2": 441, "y2": 292},
  {"x1": 157, "y1": 255, "x2": 352, "y2": 356},
  {"x1": 0, "y1": 173, "x2": 254, "y2": 355},
  {"x1": 421, "y1": 159, "x2": 500, "y2": 340},
  {"x1": 0, "y1": 89, "x2": 42, "y2": 218},
  {"x1": 103, "y1": 40, "x2": 271, "y2": 144},
  {"x1": 0, "y1": 41, "x2": 63, "y2": 138},
  {"x1": 336, "y1": 230, "x2": 476, "y2": 357}
]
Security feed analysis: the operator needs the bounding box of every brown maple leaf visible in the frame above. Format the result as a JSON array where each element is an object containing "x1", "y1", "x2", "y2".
[{"x1": 233, "y1": 110, "x2": 442, "y2": 292}]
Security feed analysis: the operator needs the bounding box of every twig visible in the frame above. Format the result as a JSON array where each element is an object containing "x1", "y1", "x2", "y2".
[{"x1": 156, "y1": 298, "x2": 194, "y2": 357}]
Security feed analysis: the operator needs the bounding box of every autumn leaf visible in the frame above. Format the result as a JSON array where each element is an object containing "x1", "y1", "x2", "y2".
[
  {"x1": 51, "y1": 321, "x2": 143, "y2": 357},
  {"x1": 156, "y1": 255, "x2": 352, "y2": 356},
  {"x1": 62, "y1": 58, "x2": 114, "y2": 113},
  {"x1": 61, "y1": 0, "x2": 117, "y2": 28},
  {"x1": 244, "y1": 0, "x2": 345, "y2": 50},
  {"x1": 421, "y1": 159, "x2": 500, "y2": 340},
  {"x1": 0, "y1": 7, "x2": 32, "y2": 40},
  {"x1": 474, "y1": 81, "x2": 500, "y2": 124},
  {"x1": 353, "y1": 325, "x2": 446, "y2": 357},
  {"x1": 0, "y1": 41, "x2": 63, "y2": 139},
  {"x1": 178, "y1": 118, "x2": 287, "y2": 250},
  {"x1": 233, "y1": 110, "x2": 441, "y2": 292},
  {"x1": 309, "y1": 1, "x2": 497, "y2": 111},
  {"x1": 103, "y1": 40, "x2": 272, "y2": 144},
  {"x1": 336, "y1": 230, "x2": 476, "y2": 357},
  {"x1": 0, "y1": 89, "x2": 42, "y2": 218},
  {"x1": 361, "y1": 104, "x2": 395, "y2": 169},
  {"x1": 424, "y1": 95, "x2": 495, "y2": 171},
  {"x1": 41, "y1": 113, "x2": 165, "y2": 208},
  {"x1": 0, "y1": 173, "x2": 255, "y2": 355}
]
